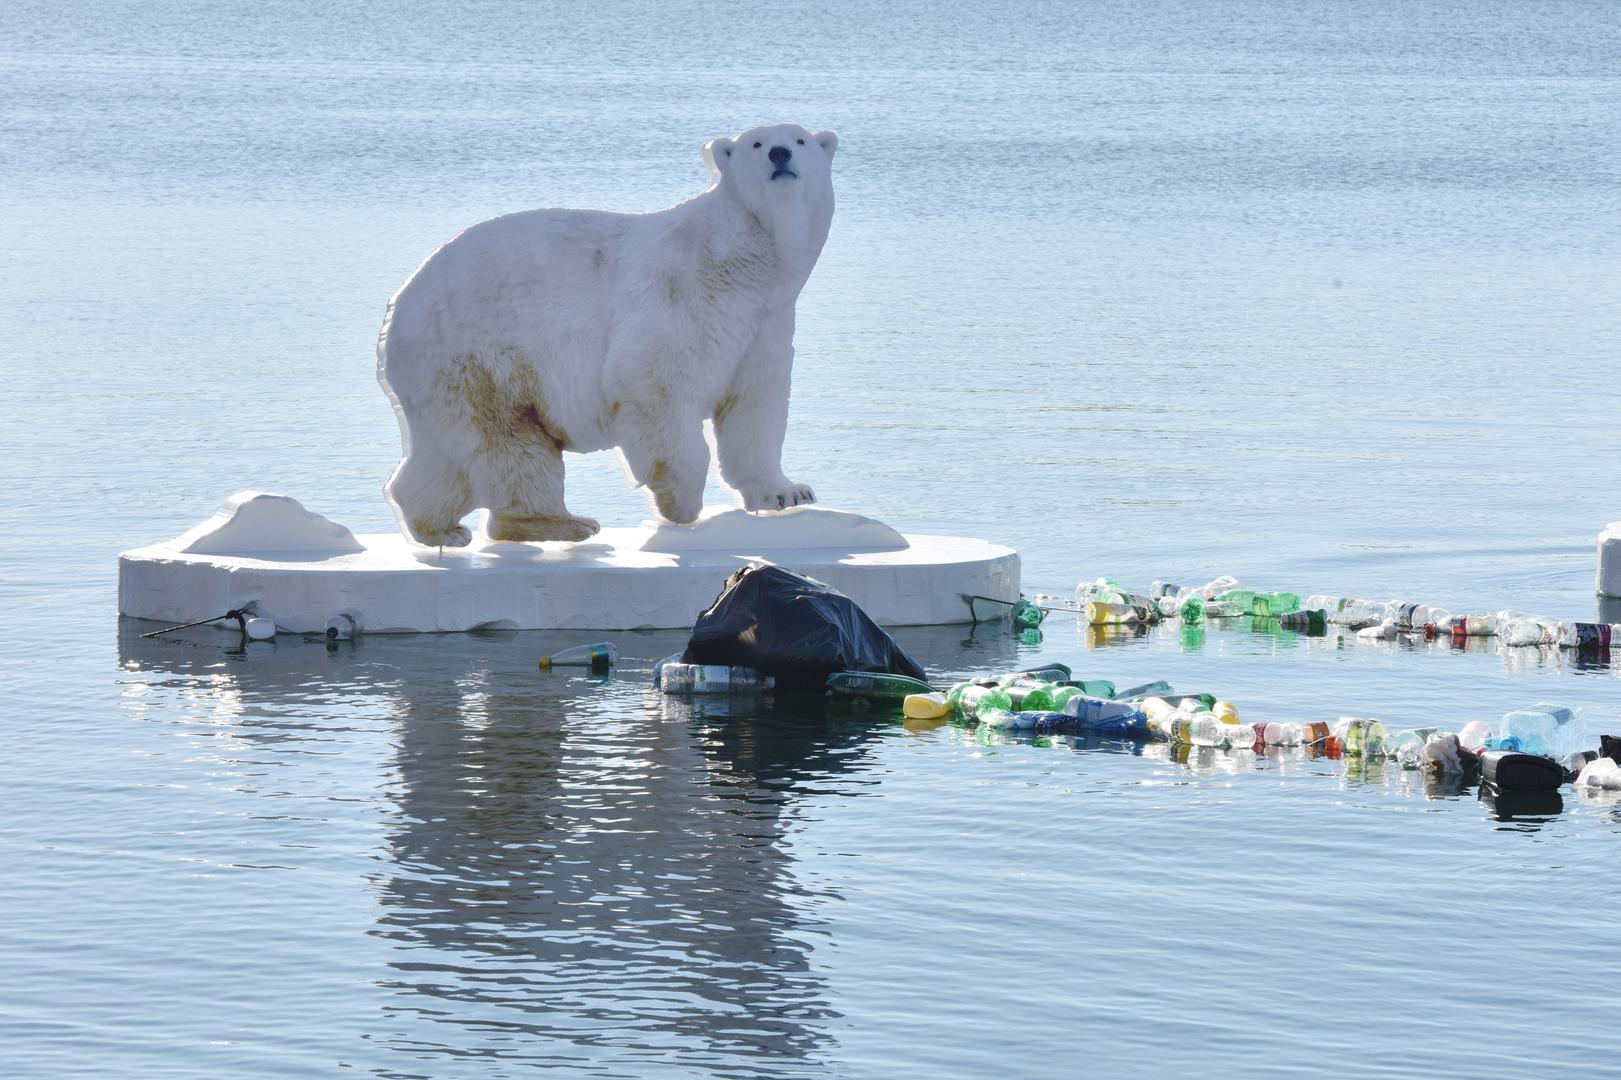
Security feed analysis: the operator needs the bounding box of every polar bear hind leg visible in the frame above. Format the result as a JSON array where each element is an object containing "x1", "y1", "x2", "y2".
[{"x1": 443, "y1": 355, "x2": 599, "y2": 543}]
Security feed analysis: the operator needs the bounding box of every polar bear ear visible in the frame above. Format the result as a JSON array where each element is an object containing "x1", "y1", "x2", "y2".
[
  {"x1": 703, "y1": 136, "x2": 735, "y2": 176},
  {"x1": 814, "y1": 131, "x2": 838, "y2": 160}
]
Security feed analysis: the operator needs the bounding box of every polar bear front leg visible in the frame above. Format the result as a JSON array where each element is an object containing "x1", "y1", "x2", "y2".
[
  {"x1": 713, "y1": 324, "x2": 815, "y2": 512},
  {"x1": 619, "y1": 402, "x2": 711, "y2": 525}
]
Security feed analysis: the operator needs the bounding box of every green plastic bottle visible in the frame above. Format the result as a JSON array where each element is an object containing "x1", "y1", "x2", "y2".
[
  {"x1": 1060, "y1": 678, "x2": 1117, "y2": 699},
  {"x1": 1008, "y1": 682, "x2": 1061, "y2": 712},
  {"x1": 826, "y1": 671, "x2": 938, "y2": 701},
  {"x1": 1267, "y1": 592, "x2": 1302, "y2": 615},
  {"x1": 1178, "y1": 596, "x2": 1206, "y2": 622},
  {"x1": 1011, "y1": 597, "x2": 1045, "y2": 628},
  {"x1": 955, "y1": 683, "x2": 1014, "y2": 719}
]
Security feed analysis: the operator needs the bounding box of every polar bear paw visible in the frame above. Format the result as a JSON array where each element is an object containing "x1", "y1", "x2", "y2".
[
  {"x1": 488, "y1": 512, "x2": 601, "y2": 544},
  {"x1": 740, "y1": 481, "x2": 816, "y2": 512},
  {"x1": 412, "y1": 524, "x2": 474, "y2": 548}
]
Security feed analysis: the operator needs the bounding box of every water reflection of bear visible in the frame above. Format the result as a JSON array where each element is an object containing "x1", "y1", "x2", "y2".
[{"x1": 371, "y1": 632, "x2": 933, "y2": 1068}]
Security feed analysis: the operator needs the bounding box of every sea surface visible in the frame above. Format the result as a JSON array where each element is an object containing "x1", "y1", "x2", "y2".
[{"x1": 3, "y1": 1, "x2": 1620, "y2": 1077}]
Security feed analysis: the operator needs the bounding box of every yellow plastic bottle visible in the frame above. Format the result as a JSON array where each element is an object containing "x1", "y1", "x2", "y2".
[{"x1": 903, "y1": 692, "x2": 951, "y2": 720}]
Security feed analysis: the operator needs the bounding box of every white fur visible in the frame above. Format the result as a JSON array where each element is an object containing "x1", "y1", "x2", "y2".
[{"x1": 377, "y1": 124, "x2": 838, "y2": 546}]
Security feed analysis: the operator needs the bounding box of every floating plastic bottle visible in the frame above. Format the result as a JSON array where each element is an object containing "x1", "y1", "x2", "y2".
[
  {"x1": 1449, "y1": 614, "x2": 1493, "y2": 638},
  {"x1": 658, "y1": 662, "x2": 773, "y2": 693},
  {"x1": 1011, "y1": 597, "x2": 1045, "y2": 628},
  {"x1": 1261, "y1": 721, "x2": 1305, "y2": 747},
  {"x1": 954, "y1": 683, "x2": 1015, "y2": 720},
  {"x1": 1300, "y1": 720, "x2": 1333, "y2": 747},
  {"x1": 1005, "y1": 681, "x2": 1062, "y2": 712},
  {"x1": 238, "y1": 615, "x2": 277, "y2": 640},
  {"x1": 1178, "y1": 596, "x2": 1206, "y2": 622},
  {"x1": 1558, "y1": 622, "x2": 1618, "y2": 649},
  {"x1": 1392, "y1": 603, "x2": 1449, "y2": 633},
  {"x1": 1457, "y1": 719, "x2": 1493, "y2": 751},
  {"x1": 1204, "y1": 600, "x2": 1249, "y2": 619},
  {"x1": 1499, "y1": 703, "x2": 1581, "y2": 760},
  {"x1": 1498, "y1": 617, "x2": 1557, "y2": 646},
  {"x1": 324, "y1": 612, "x2": 359, "y2": 640},
  {"x1": 1383, "y1": 728, "x2": 1439, "y2": 769},
  {"x1": 1336, "y1": 599, "x2": 1394, "y2": 628},
  {"x1": 1334, "y1": 717, "x2": 1387, "y2": 757},
  {"x1": 1266, "y1": 592, "x2": 1302, "y2": 615},
  {"x1": 1174, "y1": 696, "x2": 1213, "y2": 715},
  {"x1": 903, "y1": 692, "x2": 951, "y2": 719},
  {"x1": 827, "y1": 671, "x2": 937, "y2": 700},
  {"x1": 1085, "y1": 601, "x2": 1150, "y2": 626},
  {"x1": 1305, "y1": 595, "x2": 1346, "y2": 620},
  {"x1": 1279, "y1": 609, "x2": 1328, "y2": 634},
  {"x1": 1223, "y1": 722, "x2": 1259, "y2": 750},
  {"x1": 1060, "y1": 696, "x2": 1149, "y2": 737},
  {"x1": 1212, "y1": 700, "x2": 1240, "y2": 723},
  {"x1": 539, "y1": 642, "x2": 617, "y2": 672},
  {"x1": 1150, "y1": 580, "x2": 1182, "y2": 600}
]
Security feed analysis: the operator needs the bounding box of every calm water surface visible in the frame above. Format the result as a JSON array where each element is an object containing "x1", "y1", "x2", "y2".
[{"x1": 3, "y1": 1, "x2": 1621, "y2": 1077}]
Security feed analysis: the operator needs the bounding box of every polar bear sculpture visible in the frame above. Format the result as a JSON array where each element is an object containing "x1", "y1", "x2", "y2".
[{"x1": 376, "y1": 124, "x2": 838, "y2": 547}]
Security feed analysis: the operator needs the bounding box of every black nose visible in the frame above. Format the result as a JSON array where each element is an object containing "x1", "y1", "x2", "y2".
[{"x1": 768, "y1": 145, "x2": 792, "y2": 165}]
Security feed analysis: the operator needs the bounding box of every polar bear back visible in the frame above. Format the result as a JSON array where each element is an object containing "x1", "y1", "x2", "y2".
[{"x1": 381, "y1": 208, "x2": 640, "y2": 397}]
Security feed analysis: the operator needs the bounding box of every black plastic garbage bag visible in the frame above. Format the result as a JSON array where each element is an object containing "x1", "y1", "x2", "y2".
[{"x1": 682, "y1": 565, "x2": 928, "y2": 692}]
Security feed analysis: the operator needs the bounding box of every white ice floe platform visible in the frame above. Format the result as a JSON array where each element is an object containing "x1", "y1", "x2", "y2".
[
  {"x1": 1600, "y1": 521, "x2": 1621, "y2": 600},
  {"x1": 119, "y1": 492, "x2": 1020, "y2": 633}
]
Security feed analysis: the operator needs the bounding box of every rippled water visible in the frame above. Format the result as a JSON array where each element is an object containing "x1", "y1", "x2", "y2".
[{"x1": 4, "y1": 1, "x2": 1621, "y2": 1076}]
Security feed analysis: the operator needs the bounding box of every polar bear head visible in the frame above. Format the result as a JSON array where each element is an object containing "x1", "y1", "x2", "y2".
[{"x1": 703, "y1": 124, "x2": 837, "y2": 254}]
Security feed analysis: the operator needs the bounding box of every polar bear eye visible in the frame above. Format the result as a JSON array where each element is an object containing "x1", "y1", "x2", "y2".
[
  {"x1": 753, "y1": 141, "x2": 761, "y2": 149},
  {"x1": 797, "y1": 139, "x2": 804, "y2": 145}
]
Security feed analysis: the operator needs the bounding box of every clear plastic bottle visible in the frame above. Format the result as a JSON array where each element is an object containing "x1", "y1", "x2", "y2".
[
  {"x1": 1498, "y1": 617, "x2": 1557, "y2": 646},
  {"x1": 658, "y1": 662, "x2": 773, "y2": 693},
  {"x1": 1338, "y1": 599, "x2": 1394, "y2": 628},
  {"x1": 1261, "y1": 721, "x2": 1305, "y2": 747},
  {"x1": 1224, "y1": 722, "x2": 1259, "y2": 750},
  {"x1": 1333, "y1": 717, "x2": 1387, "y2": 757},
  {"x1": 1499, "y1": 703, "x2": 1582, "y2": 760},
  {"x1": 1456, "y1": 719, "x2": 1493, "y2": 751},
  {"x1": 1115, "y1": 679, "x2": 1174, "y2": 699},
  {"x1": 1383, "y1": 728, "x2": 1438, "y2": 769},
  {"x1": 1305, "y1": 595, "x2": 1346, "y2": 621},
  {"x1": 1448, "y1": 614, "x2": 1494, "y2": 638},
  {"x1": 539, "y1": 642, "x2": 618, "y2": 671},
  {"x1": 324, "y1": 612, "x2": 359, "y2": 640}
]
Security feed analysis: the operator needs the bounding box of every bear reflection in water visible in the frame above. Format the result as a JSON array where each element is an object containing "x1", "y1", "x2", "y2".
[{"x1": 115, "y1": 623, "x2": 923, "y2": 1067}]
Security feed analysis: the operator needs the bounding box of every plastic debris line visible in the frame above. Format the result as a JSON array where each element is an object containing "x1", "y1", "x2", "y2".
[
  {"x1": 803, "y1": 659, "x2": 1619, "y2": 796},
  {"x1": 990, "y1": 575, "x2": 1621, "y2": 652}
]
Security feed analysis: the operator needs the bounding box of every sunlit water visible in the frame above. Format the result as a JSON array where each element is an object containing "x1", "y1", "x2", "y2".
[{"x1": 4, "y1": 1, "x2": 1621, "y2": 1076}]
